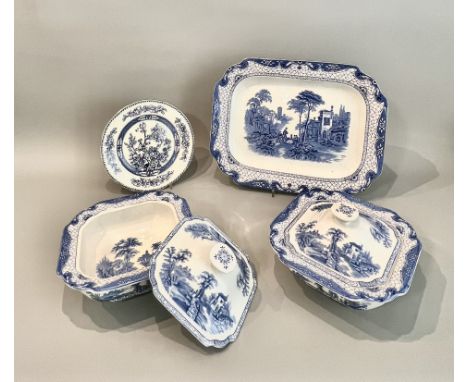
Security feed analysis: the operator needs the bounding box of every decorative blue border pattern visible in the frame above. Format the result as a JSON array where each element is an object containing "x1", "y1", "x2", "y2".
[
  {"x1": 210, "y1": 58, "x2": 388, "y2": 193},
  {"x1": 269, "y1": 189, "x2": 421, "y2": 309},
  {"x1": 101, "y1": 100, "x2": 195, "y2": 192},
  {"x1": 149, "y1": 217, "x2": 257, "y2": 348},
  {"x1": 56, "y1": 191, "x2": 192, "y2": 302}
]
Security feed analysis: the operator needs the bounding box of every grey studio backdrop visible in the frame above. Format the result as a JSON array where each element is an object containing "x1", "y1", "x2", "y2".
[{"x1": 15, "y1": 1, "x2": 453, "y2": 381}]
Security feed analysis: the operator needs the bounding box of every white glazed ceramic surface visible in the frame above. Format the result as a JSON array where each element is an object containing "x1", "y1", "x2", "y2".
[
  {"x1": 77, "y1": 201, "x2": 178, "y2": 279},
  {"x1": 287, "y1": 201, "x2": 397, "y2": 283},
  {"x1": 57, "y1": 192, "x2": 192, "y2": 301},
  {"x1": 149, "y1": 217, "x2": 257, "y2": 348},
  {"x1": 229, "y1": 76, "x2": 367, "y2": 179},
  {"x1": 101, "y1": 100, "x2": 194, "y2": 191},
  {"x1": 270, "y1": 190, "x2": 422, "y2": 309}
]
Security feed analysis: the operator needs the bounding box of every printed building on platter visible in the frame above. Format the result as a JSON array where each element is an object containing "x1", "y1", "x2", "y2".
[{"x1": 304, "y1": 105, "x2": 350, "y2": 146}]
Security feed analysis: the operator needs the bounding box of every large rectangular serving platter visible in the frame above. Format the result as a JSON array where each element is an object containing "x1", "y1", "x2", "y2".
[{"x1": 211, "y1": 58, "x2": 387, "y2": 193}]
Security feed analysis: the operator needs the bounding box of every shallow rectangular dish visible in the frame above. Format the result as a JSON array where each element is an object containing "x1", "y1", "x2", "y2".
[
  {"x1": 270, "y1": 189, "x2": 422, "y2": 309},
  {"x1": 57, "y1": 192, "x2": 192, "y2": 301},
  {"x1": 211, "y1": 58, "x2": 387, "y2": 193}
]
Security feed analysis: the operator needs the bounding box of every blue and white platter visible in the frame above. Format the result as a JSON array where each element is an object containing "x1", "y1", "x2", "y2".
[
  {"x1": 149, "y1": 217, "x2": 257, "y2": 348},
  {"x1": 101, "y1": 100, "x2": 194, "y2": 192},
  {"x1": 211, "y1": 58, "x2": 387, "y2": 193},
  {"x1": 57, "y1": 192, "x2": 192, "y2": 302},
  {"x1": 270, "y1": 189, "x2": 422, "y2": 309}
]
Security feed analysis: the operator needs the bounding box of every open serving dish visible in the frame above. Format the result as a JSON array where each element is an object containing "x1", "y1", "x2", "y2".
[
  {"x1": 150, "y1": 217, "x2": 257, "y2": 348},
  {"x1": 57, "y1": 192, "x2": 192, "y2": 301},
  {"x1": 270, "y1": 189, "x2": 422, "y2": 309},
  {"x1": 211, "y1": 58, "x2": 387, "y2": 193}
]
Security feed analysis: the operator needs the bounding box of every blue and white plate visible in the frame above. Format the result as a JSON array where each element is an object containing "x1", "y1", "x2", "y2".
[
  {"x1": 211, "y1": 58, "x2": 387, "y2": 193},
  {"x1": 270, "y1": 190, "x2": 422, "y2": 309},
  {"x1": 57, "y1": 192, "x2": 192, "y2": 302},
  {"x1": 149, "y1": 217, "x2": 257, "y2": 348},
  {"x1": 102, "y1": 100, "x2": 194, "y2": 191}
]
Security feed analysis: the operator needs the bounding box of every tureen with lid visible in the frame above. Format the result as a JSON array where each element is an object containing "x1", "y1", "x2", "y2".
[{"x1": 270, "y1": 189, "x2": 422, "y2": 309}]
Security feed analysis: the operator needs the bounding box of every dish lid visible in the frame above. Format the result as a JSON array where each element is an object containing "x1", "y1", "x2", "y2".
[
  {"x1": 149, "y1": 217, "x2": 257, "y2": 348},
  {"x1": 57, "y1": 191, "x2": 192, "y2": 301},
  {"x1": 270, "y1": 189, "x2": 422, "y2": 308},
  {"x1": 211, "y1": 58, "x2": 387, "y2": 193},
  {"x1": 101, "y1": 100, "x2": 194, "y2": 191}
]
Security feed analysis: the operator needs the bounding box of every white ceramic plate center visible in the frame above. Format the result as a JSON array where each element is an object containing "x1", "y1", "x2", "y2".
[
  {"x1": 229, "y1": 76, "x2": 367, "y2": 179},
  {"x1": 77, "y1": 201, "x2": 178, "y2": 279}
]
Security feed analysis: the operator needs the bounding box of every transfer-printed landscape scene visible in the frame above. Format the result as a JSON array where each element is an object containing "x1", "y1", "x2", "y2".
[
  {"x1": 244, "y1": 89, "x2": 351, "y2": 163},
  {"x1": 293, "y1": 203, "x2": 394, "y2": 280}
]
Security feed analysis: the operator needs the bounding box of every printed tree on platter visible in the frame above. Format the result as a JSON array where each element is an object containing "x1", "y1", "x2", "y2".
[
  {"x1": 287, "y1": 98, "x2": 306, "y2": 136},
  {"x1": 247, "y1": 89, "x2": 272, "y2": 109},
  {"x1": 246, "y1": 89, "x2": 277, "y2": 134},
  {"x1": 289, "y1": 90, "x2": 324, "y2": 142}
]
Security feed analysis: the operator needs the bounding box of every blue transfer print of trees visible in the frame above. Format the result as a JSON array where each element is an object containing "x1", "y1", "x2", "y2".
[
  {"x1": 125, "y1": 122, "x2": 172, "y2": 176},
  {"x1": 296, "y1": 223, "x2": 380, "y2": 278},
  {"x1": 184, "y1": 223, "x2": 251, "y2": 297},
  {"x1": 137, "y1": 242, "x2": 161, "y2": 267},
  {"x1": 96, "y1": 238, "x2": 160, "y2": 278},
  {"x1": 369, "y1": 220, "x2": 393, "y2": 248},
  {"x1": 159, "y1": 247, "x2": 235, "y2": 334},
  {"x1": 244, "y1": 89, "x2": 351, "y2": 163}
]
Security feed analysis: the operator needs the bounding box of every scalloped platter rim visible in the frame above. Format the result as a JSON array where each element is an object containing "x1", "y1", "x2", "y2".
[{"x1": 210, "y1": 58, "x2": 387, "y2": 193}]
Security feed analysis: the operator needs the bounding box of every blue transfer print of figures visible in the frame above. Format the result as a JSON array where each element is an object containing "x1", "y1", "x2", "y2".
[
  {"x1": 159, "y1": 247, "x2": 236, "y2": 334},
  {"x1": 96, "y1": 238, "x2": 160, "y2": 278},
  {"x1": 244, "y1": 89, "x2": 351, "y2": 163},
  {"x1": 295, "y1": 222, "x2": 380, "y2": 278},
  {"x1": 184, "y1": 223, "x2": 251, "y2": 297}
]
